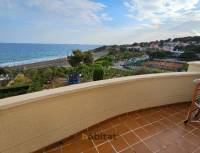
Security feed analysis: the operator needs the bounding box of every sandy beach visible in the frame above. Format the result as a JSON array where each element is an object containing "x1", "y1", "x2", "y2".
[{"x1": 10, "y1": 57, "x2": 70, "y2": 69}]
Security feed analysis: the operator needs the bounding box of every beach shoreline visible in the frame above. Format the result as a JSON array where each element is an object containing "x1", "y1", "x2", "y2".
[
  {"x1": 7, "y1": 57, "x2": 70, "y2": 69},
  {"x1": 0, "y1": 48, "x2": 106, "y2": 69}
]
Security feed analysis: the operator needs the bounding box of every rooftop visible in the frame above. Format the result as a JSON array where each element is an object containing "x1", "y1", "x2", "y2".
[{"x1": 35, "y1": 103, "x2": 200, "y2": 153}]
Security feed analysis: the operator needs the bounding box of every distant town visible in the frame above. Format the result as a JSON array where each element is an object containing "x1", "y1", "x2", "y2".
[{"x1": 93, "y1": 36, "x2": 200, "y2": 72}]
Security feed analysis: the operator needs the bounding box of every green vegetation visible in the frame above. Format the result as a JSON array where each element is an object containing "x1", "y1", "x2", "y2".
[
  {"x1": 0, "y1": 67, "x2": 7, "y2": 75},
  {"x1": 180, "y1": 63, "x2": 189, "y2": 72},
  {"x1": 76, "y1": 64, "x2": 94, "y2": 82},
  {"x1": 133, "y1": 67, "x2": 163, "y2": 75},
  {"x1": 175, "y1": 44, "x2": 200, "y2": 53},
  {"x1": 184, "y1": 45, "x2": 200, "y2": 53},
  {"x1": 107, "y1": 47, "x2": 145, "y2": 61},
  {"x1": 0, "y1": 67, "x2": 69, "y2": 95},
  {"x1": 93, "y1": 66, "x2": 104, "y2": 81},
  {"x1": 179, "y1": 51, "x2": 199, "y2": 61},
  {"x1": 68, "y1": 50, "x2": 93, "y2": 67},
  {"x1": 94, "y1": 56, "x2": 114, "y2": 67},
  {"x1": 28, "y1": 70, "x2": 43, "y2": 92},
  {"x1": 68, "y1": 50, "x2": 84, "y2": 67},
  {"x1": 0, "y1": 85, "x2": 29, "y2": 99},
  {"x1": 147, "y1": 51, "x2": 172, "y2": 59},
  {"x1": 83, "y1": 51, "x2": 93, "y2": 65},
  {"x1": 42, "y1": 68, "x2": 54, "y2": 84},
  {"x1": 173, "y1": 36, "x2": 200, "y2": 43}
]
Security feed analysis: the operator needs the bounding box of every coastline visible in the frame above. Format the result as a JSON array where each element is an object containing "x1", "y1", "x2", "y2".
[
  {"x1": 4, "y1": 50, "x2": 105, "y2": 69},
  {"x1": 8, "y1": 57, "x2": 70, "y2": 69},
  {"x1": 0, "y1": 43, "x2": 102, "y2": 69}
]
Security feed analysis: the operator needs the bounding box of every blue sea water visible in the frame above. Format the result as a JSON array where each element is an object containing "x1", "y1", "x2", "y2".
[{"x1": 0, "y1": 43, "x2": 100, "y2": 67}]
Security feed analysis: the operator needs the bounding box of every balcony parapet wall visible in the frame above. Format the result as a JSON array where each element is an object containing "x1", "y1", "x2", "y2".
[
  {"x1": 0, "y1": 72, "x2": 200, "y2": 153},
  {"x1": 188, "y1": 61, "x2": 200, "y2": 72}
]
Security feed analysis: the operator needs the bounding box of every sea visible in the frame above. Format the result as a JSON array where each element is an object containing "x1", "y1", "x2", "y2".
[{"x1": 0, "y1": 43, "x2": 101, "y2": 67}]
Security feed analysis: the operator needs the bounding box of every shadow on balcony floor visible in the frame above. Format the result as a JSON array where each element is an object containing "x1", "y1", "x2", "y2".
[{"x1": 34, "y1": 102, "x2": 200, "y2": 153}]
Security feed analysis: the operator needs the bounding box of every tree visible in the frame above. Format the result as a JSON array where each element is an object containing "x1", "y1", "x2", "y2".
[
  {"x1": 93, "y1": 66, "x2": 104, "y2": 81},
  {"x1": 28, "y1": 72, "x2": 43, "y2": 92},
  {"x1": 83, "y1": 51, "x2": 93, "y2": 65},
  {"x1": 68, "y1": 50, "x2": 84, "y2": 67},
  {"x1": 159, "y1": 40, "x2": 164, "y2": 47},
  {"x1": 0, "y1": 67, "x2": 6, "y2": 75},
  {"x1": 184, "y1": 45, "x2": 200, "y2": 53},
  {"x1": 41, "y1": 68, "x2": 54, "y2": 84},
  {"x1": 179, "y1": 52, "x2": 199, "y2": 61}
]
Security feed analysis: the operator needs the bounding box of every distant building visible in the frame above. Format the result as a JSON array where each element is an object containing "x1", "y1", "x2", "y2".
[
  {"x1": 126, "y1": 46, "x2": 142, "y2": 51},
  {"x1": 149, "y1": 42, "x2": 159, "y2": 49}
]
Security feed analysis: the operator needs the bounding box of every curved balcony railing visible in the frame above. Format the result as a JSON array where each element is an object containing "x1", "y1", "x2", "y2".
[{"x1": 0, "y1": 72, "x2": 200, "y2": 153}]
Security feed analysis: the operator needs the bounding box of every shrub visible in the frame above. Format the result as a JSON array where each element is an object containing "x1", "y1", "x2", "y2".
[
  {"x1": 76, "y1": 64, "x2": 93, "y2": 82},
  {"x1": 179, "y1": 63, "x2": 189, "y2": 72},
  {"x1": 28, "y1": 72, "x2": 43, "y2": 92},
  {"x1": 104, "y1": 68, "x2": 134, "y2": 79},
  {"x1": 179, "y1": 52, "x2": 199, "y2": 61},
  {"x1": 28, "y1": 80, "x2": 43, "y2": 92},
  {"x1": 24, "y1": 69, "x2": 38, "y2": 79},
  {"x1": 53, "y1": 67, "x2": 66, "y2": 77},
  {"x1": 93, "y1": 66, "x2": 104, "y2": 81},
  {"x1": 148, "y1": 51, "x2": 172, "y2": 59},
  {"x1": 7, "y1": 73, "x2": 31, "y2": 87},
  {"x1": 41, "y1": 68, "x2": 54, "y2": 84},
  {"x1": 94, "y1": 56, "x2": 113, "y2": 67},
  {"x1": 94, "y1": 60, "x2": 112, "y2": 67},
  {"x1": 0, "y1": 67, "x2": 6, "y2": 75}
]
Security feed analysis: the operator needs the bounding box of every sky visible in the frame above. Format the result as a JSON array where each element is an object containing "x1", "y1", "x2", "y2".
[{"x1": 0, "y1": 0, "x2": 200, "y2": 45}]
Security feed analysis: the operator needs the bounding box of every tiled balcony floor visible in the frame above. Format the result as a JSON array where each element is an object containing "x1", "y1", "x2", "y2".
[{"x1": 35, "y1": 103, "x2": 200, "y2": 153}]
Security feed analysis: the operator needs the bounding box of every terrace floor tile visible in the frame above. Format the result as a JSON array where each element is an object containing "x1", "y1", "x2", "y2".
[{"x1": 34, "y1": 102, "x2": 200, "y2": 153}]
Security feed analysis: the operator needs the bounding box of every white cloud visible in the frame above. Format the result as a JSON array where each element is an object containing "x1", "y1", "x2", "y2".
[
  {"x1": 0, "y1": 0, "x2": 112, "y2": 24},
  {"x1": 121, "y1": 0, "x2": 200, "y2": 44},
  {"x1": 124, "y1": 0, "x2": 200, "y2": 24},
  {"x1": 0, "y1": 0, "x2": 199, "y2": 44}
]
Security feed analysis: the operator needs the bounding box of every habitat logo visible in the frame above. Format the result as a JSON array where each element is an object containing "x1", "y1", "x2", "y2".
[{"x1": 81, "y1": 132, "x2": 118, "y2": 140}]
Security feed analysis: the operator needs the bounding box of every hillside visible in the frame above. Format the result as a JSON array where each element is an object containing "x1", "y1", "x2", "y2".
[
  {"x1": 93, "y1": 36, "x2": 200, "y2": 53},
  {"x1": 91, "y1": 36, "x2": 200, "y2": 64}
]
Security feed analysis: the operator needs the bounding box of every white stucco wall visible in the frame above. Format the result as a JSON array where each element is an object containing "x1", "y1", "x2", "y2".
[{"x1": 0, "y1": 72, "x2": 200, "y2": 153}]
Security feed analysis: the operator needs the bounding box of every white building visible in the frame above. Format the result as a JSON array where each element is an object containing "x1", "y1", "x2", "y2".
[{"x1": 126, "y1": 46, "x2": 142, "y2": 51}]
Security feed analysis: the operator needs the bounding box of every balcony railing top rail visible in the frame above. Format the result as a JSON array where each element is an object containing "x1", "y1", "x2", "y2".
[{"x1": 0, "y1": 72, "x2": 200, "y2": 110}]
